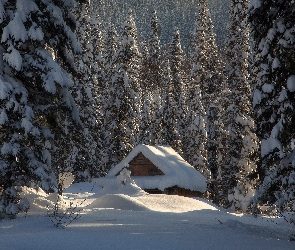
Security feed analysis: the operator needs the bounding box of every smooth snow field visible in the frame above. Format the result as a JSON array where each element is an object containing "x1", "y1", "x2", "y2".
[{"x1": 0, "y1": 181, "x2": 294, "y2": 250}]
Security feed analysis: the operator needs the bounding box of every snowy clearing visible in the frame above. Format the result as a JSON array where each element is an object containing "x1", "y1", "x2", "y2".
[{"x1": 0, "y1": 182, "x2": 294, "y2": 250}]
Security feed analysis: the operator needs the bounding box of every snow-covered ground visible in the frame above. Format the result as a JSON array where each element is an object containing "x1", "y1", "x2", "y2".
[{"x1": 0, "y1": 181, "x2": 294, "y2": 250}]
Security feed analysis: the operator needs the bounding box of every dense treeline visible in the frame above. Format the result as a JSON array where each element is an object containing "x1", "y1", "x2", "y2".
[
  {"x1": 0, "y1": 0, "x2": 294, "y2": 239},
  {"x1": 92, "y1": 0, "x2": 230, "y2": 49}
]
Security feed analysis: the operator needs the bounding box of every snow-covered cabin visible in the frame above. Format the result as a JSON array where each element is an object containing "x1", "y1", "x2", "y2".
[{"x1": 104, "y1": 145, "x2": 207, "y2": 197}]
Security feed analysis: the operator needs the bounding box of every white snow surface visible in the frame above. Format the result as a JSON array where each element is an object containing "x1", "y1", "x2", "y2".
[
  {"x1": 0, "y1": 181, "x2": 294, "y2": 250},
  {"x1": 261, "y1": 137, "x2": 282, "y2": 158},
  {"x1": 3, "y1": 46, "x2": 23, "y2": 71},
  {"x1": 272, "y1": 57, "x2": 280, "y2": 70},
  {"x1": 287, "y1": 75, "x2": 295, "y2": 92},
  {"x1": 252, "y1": 89, "x2": 262, "y2": 106},
  {"x1": 262, "y1": 83, "x2": 274, "y2": 93},
  {"x1": 104, "y1": 144, "x2": 207, "y2": 192},
  {"x1": 249, "y1": 0, "x2": 261, "y2": 10}
]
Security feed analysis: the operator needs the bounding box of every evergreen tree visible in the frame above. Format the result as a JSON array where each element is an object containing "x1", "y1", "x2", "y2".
[
  {"x1": 102, "y1": 24, "x2": 118, "y2": 82},
  {"x1": 190, "y1": 0, "x2": 223, "y2": 183},
  {"x1": 0, "y1": 0, "x2": 83, "y2": 215},
  {"x1": 137, "y1": 93, "x2": 152, "y2": 145},
  {"x1": 191, "y1": 0, "x2": 223, "y2": 101},
  {"x1": 149, "y1": 88, "x2": 163, "y2": 145},
  {"x1": 138, "y1": 41, "x2": 152, "y2": 145},
  {"x1": 149, "y1": 10, "x2": 161, "y2": 62},
  {"x1": 186, "y1": 8, "x2": 210, "y2": 180},
  {"x1": 138, "y1": 10, "x2": 162, "y2": 145},
  {"x1": 160, "y1": 60, "x2": 181, "y2": 148},
  {"x1": 88, "y1": 7, "x2": 104, "y2": 122},
  {"x1": 71, "y1": 1, "x2": 103, "y2": 181},
  {"x1": 100, "y1": 24, "x2": 118, "y2": 168},
  {"x1": 203, "y1": 1, "x2": 223, "y2": 80},
  {"x1": 189, "y1": 0, "x2": 226, "y2": 204},
  {"x1": 140, "y1": 10, "x2": 164, "y2": 146},
  {"x1": 167, "y1": 28, "x2": 186, "y2": 154},
  {"x1": 103, "y1": 10, "x2": 142, "y2": 169},
  {"x1": 183, "y1": 86, "x2": 209, "y2": 179},
  {"x1": 218, "y1": 0, "x2": 259, "y2": 211},
  {"x1": 90, "y1": 9, "x2": 104, "y2": 87},
  {"x1": 249, "y1": 0, "x2": 295, "y2": 218}
]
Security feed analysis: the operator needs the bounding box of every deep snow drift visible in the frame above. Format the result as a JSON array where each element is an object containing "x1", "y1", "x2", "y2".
[{"x1": 0, "y1": 180, "x2": 294, "y2": 250}]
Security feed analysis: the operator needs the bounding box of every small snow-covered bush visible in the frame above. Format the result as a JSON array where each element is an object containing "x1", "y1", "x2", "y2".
[{"x1": 117, "y1": 168, "x2": 132, "y2": 186}]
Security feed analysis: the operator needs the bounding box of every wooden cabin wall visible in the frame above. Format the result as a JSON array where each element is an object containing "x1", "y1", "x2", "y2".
[{"x1": 128, "y1": 153, "x2": 164, "y2": 176}]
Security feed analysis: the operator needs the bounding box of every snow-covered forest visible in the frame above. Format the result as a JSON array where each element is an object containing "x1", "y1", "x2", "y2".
[
  {"x1": 92, "y1": 0, "x2": 230, "y2": 49},
  {"x1": 0, "y1": 0, "x2": 295, "y2": 241}
]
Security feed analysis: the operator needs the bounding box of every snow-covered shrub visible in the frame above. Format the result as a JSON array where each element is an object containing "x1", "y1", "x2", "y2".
[{"x1": 117, "y1": 168, "x2": 132, "y2": 186}]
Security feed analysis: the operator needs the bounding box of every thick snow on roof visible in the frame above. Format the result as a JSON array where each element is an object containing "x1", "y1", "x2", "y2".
[{"x1": 106, "y1": 144, "x2": 207, "y2": 192}]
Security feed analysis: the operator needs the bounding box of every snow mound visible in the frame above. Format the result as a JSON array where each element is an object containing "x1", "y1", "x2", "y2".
[
  {"x1": 63, "y1": 181, "x2": 219, "y2": 213},
  {"x1": 88, "y1": 193, "x2": 218, "y2": 213},
  {"x1": 20, "y1": 182, "x2": 218, "y2": 214},
  {"x1": 20, "y1": 187, "x2": 57, "y2": 213},
  {"x1": 93, "y1": 177, "x2": 148, "y2": 197},
  {"x1": 137, "y1": 195, "x2": 218, "y2": 213},
  {"x1": 64, "y1": 182, "x2": 101, "y2": 196},
  {"x1": 88, "y1": 194, "x2": 149, "y2": 211}
]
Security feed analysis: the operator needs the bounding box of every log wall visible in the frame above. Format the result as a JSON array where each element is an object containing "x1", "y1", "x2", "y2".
[{"x1": 128, "y1": 153, "x2": 164, "y2": 176}]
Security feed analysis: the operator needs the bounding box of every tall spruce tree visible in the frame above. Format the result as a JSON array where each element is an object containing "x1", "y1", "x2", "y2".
[
  {"x1": 88, "y1": 8, "x2": 104, "y2": 122},
  {"x1": 137, "y1": 93, "x2": 152, "y2": 145},
  {"x1": 138, "y1": 44, "x2": 152, "y2": 145},
  {"x1": 90, "y1": 10, "x2": 104, "y2": 88},
  {"x1": 149, "y1": 10, "x2": 161, "y2": 62},
  {"x1": 71, "y1": 1, "x2": 103, "y2": 180},
  {"x1": 149, "y1": 88, "x2": 163, "y2": 145},
  {"x1": 167, "y1": 28, "x2": 186, "y2": 154},
  {"x1": 146, "y1": 10, "x2": 162, "y2": 92},
  {"x1": 160, "y1": 60, "x2": 181, "y2": 148},
  {"x1": 0, "y1": 0, "x2": 83, "y2": 215},
  {"x1": 218, "y1": 0, "x2": 259, "y2": 211},
  {"x1": 100, "y1": 24, "x2": 118, "y2": 168},
  {"x1": 138, "y1": 10, "x2": 163, "y2": 145},
  {"x1": 186, "y1": 8, "x2": 210, "y2": 181},
  {"x1": 103, "y1": 10, "x2": 142, "y2": 169},
  {"x1": 249, "y1": 0, "x2": 295, "y2": 219},
  {"x1": 190, "y1": 0, "x2": 224, "y2": 194},
  {"x1": 145, "y1": 10, "x2": 164, "y2": 145},
  {"x1": 102, "y1": 24, "x2": 117, "y2": 83},
  {"x1": 183, "y1": 85, "x2": 209, "y2": 179}
]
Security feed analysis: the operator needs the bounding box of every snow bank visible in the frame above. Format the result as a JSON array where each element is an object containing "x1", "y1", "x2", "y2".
[
  {"x1": 21, "y1": 182, "x2": 217, "y2": 214},
  {"x1": 88, "y1": 194, "x2": 149, "y2": 211},
  {"x1": 87, "y1": 194, "x2": 218, "y2": 213},
  {"x1": 11, "y1": 182, "x2": 295, "y2": 249},
  {"x1": 20, "y1": 187, "x2": 57, "y2": 213},
  {"x1": 137, "y1": 195, "x2": 218, "y2": 213}
]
